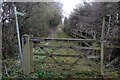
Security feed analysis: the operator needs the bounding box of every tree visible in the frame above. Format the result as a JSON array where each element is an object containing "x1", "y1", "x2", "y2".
[
  {"x1": 2, "y1": 2, "x2": 62, "y2": 58},
  {"x1": 63, "y1": 2, "x2": 120, "y2": 66}
]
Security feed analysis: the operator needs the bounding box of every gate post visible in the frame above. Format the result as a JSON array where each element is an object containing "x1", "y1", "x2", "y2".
[
  {"x1": 30, "y1": 35, "x2": 34, "y2": 73},
  {"x1": 22, "y1": 34, "x2": 33, "y2": 75},
  {"x1": 100, "y1": 17, "x2": 105, "y2": 75}
]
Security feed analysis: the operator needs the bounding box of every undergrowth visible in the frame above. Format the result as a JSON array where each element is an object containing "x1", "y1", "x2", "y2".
[{"x1": 2, "y1": 28, "x2": 120, "y2": 79}]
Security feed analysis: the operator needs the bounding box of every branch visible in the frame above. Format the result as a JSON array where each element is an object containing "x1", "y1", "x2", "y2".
[{"x1": 105, "y1": 56, "x2": 119, "y2": 68}]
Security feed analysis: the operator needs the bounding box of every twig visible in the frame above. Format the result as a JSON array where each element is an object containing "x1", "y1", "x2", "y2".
[
  {"x1": 5, "y1": 64, "x2": 9, "y2": 77},
  {"x1": 105, "y1": 57, "x2": 119, "y2": 68}
]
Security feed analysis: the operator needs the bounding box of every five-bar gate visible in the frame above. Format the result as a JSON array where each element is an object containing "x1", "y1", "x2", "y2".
[{"x1": 22, "y1": 34, "x2": 105, "y2": 75}]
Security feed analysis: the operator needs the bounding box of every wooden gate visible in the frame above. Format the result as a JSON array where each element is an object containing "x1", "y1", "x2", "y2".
[{"x1": 22, "y1": 34, "x2": 105, "y2": 75}]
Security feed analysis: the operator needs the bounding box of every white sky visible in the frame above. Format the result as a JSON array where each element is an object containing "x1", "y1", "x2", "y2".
[
  {"x1": 59, "y1": 0, "x2": 92, "y2": 18},
  {"x1": 60, "y1": 0, "x2": 82, "y2": 18}
]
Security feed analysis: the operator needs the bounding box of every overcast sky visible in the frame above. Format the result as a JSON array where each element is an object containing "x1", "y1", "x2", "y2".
[
  {"x1": 60, "y1": 0, "x2": 83, "y2": 18},
  {"x1": 59, "y1": 0, "x2": 92, "y2": 18}
]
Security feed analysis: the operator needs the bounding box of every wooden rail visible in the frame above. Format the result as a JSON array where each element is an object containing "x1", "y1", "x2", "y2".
[
  {"x1": 70, "y1": 29, "x2": 101, "y2": 39},
  {"x1": 34, "y1": 61, "x2": 98, "y2": 67},
  {"x1": 34, "y1": 45, "x2": 101, "y2": 50},
  {"x1": 34, "y1": 53, "x2": 99, "y2": 58},
  {"x1": 30, "y1": 38, "x2": 97, "y2": 42},
  {"x1": 33, "y1": 67, "x2": 98, "y2": 73}
]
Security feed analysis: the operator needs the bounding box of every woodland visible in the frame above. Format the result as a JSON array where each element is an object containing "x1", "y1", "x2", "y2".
[{"x1": 1, "y1": 1, "x2": 120, "y2": 79}]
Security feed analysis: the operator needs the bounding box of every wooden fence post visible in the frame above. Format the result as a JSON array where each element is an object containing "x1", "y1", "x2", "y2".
[
  {"x1": 22, "y1": 34, "x2": 33, "y2": 75},
  {"x1": 30, "y1": 35, "x2": 34, "y2": 72},
  {"x1": 100, "y1": 17, "x2": 105, "y2": 75}
]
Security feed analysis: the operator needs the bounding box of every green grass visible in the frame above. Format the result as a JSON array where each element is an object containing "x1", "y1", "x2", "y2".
[{"x1": 34, "y1": 70, "x2": 98, "y2": 78}]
